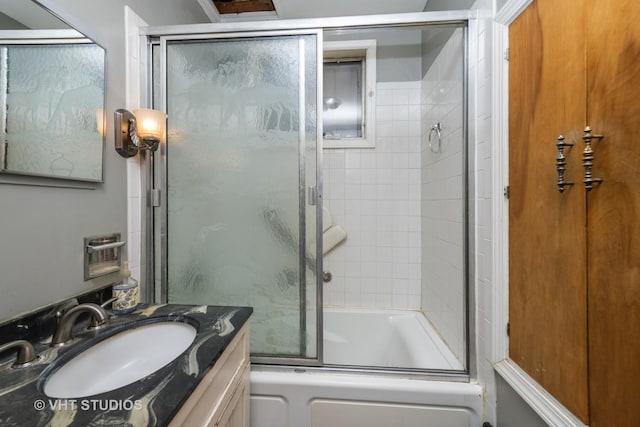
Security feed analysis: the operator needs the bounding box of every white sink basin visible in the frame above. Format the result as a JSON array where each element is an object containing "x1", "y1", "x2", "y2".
[{"x1": 44, "y1": 321, "x2": 197, "y2": 398}]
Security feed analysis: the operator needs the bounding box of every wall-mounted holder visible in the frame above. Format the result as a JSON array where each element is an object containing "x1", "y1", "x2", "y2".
[{"x1": 84, "y1": 233, "x2": 126, "y2": 280}]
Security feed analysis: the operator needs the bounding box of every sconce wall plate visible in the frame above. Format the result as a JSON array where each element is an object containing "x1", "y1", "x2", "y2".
[{"x1": 114, "y1": 109, "x2": 138, "y2": 158}]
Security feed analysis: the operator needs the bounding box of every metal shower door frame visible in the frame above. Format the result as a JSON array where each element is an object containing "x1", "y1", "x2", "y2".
[
  {"x1": 156, "y1": 28, "x2": 325, "y2": 366},
  {"x1": 145, "y1": 9, "x2": 475, "y2": 374}
]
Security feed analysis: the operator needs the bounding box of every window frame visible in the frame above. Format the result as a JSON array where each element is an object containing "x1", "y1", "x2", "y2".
[{"x1": 323, "y1": 39, "x2": 376, "y2": 148}]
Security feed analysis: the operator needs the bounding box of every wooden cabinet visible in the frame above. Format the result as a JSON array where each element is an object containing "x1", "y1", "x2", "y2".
[
  {"x1": 508, "y1": 1, "x2": 640, "y2": 425},
  {"x1": 170, "y1": 323, "x2": 250, "y2": 427}
]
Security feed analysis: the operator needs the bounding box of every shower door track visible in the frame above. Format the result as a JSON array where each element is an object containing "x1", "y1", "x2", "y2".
[{"x1": 140, "y1": 11, "x2": 474, "y2": 38}]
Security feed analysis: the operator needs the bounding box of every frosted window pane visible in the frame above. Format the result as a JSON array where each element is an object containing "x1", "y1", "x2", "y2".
[
  {"x1": 323, "y1": 60, "x2": 363, "y2": 139},
  {"x1": 165, "y1": 35, "x2": 317, "y2": 357}
]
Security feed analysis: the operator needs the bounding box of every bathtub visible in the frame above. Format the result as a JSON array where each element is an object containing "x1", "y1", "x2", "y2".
[
  {"x1": 249, "y1": 309, "x2": 482, "y2": 427},
  {"x1": 323, "y1": 308, "x2": 463, "y2": 370}
]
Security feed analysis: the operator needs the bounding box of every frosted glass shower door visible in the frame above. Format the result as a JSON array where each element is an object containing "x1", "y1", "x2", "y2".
[{"x1": 160, "y1": 32, "x2": 320, "y2": 360}]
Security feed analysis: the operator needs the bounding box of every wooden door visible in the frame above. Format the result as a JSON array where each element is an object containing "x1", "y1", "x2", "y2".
[
  {"x1": 586, "y1": 1, "x2": 640, "y2": 425},
  {"x1": 508, "y1": 0, "x2": 589, "y2": 422}
]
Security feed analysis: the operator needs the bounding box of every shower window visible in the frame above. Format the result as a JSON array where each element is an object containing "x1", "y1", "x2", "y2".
[
  {"x1": 323, "y1": 40, "x2": 376, "y2": 148},
  {"x1": 323, "y1": 59, "x2": 363, "y2": 139}
]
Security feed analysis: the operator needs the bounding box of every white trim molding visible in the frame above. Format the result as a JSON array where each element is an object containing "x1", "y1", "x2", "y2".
[
  {"x1": 491, "y1": 21, "x2": 509, "y2": 364},
  {"x1": 495, "y1": 360, "x2": 587, "y2": 427},
  {"x1": 495, "y1": 0, "x2": 533, "y2": 25}
]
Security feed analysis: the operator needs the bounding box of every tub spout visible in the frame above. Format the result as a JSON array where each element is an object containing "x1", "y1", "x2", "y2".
[{"x1": 51, "y1": 303, "x2": 108, "y2": 347}]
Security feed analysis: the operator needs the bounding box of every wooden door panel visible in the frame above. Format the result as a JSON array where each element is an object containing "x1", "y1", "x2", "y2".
[
  {"x1": 508, "y1": 0, "x2": 589, "y2": 421},
  {"x1": 586, "y1": 1, "x2": 640, "y2": 425}
]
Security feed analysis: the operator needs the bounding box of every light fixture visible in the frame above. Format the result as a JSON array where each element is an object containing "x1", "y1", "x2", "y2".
[
  {"x1": 94, "y1": 109, "x2": 105, "y2": 137},
  {"x1": 114, "y1": 108, "x2": 167, "y2": 158}
]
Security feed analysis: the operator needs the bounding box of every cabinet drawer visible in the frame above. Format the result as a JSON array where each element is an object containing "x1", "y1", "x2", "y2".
[
  {"x1": 215, "y1": 364, "x2": 250, "y2": 427},
  {"x1": 170, "y1": 322, "x2": 250, "y2": 427}
]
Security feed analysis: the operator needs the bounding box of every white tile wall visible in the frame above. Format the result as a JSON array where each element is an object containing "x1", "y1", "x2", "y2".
[
  {"x1": 124, "y1": 7, "x2": 148, "y2": 285},
  {"x1": 420, "y1": 28, "x2": 466, "y2": 362},
  {"x1": 323, "y1": 81, "x2": 422, "y2": 310},
  {"x1": 327, "y1": 13, "x2": 494, "y2": 425}
]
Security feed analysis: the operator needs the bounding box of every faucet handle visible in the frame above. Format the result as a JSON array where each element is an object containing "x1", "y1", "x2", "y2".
[
  {"x1": 0, "y1": 340, "x2": 36, "y2": 367},
  {"x1": 55, "y1": 298, "x2": 79, "y2": 320},
  {"x1": 100, "y1": 297, "x2": 118, "y2": 309},
  {"x1": 51, "y1": 303, "x2": 109, "y2": 346}
]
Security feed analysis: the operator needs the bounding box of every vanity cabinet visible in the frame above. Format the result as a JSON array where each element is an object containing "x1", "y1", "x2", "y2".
[
  {"x1": 508, "y1": 0, "x2": 640, "y2": 425},
  {"x1": 169, "y1": 323, "x2": 250, "y2": 427}
]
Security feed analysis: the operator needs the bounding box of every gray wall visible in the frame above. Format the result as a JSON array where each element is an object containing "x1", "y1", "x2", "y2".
[
  {"x1": 495, "y1": 0, "x2": 509, "y2": 13},
  {"x1": 0, "y1": 0, "x2": 208, "y2": 322},
  {"x1": 497, "y1": 374, "x2": 549, "y2": 427},
  {"x1": 0, "y1": 11, "x2": 27, "y2": 29},
  {"x1": 423, "y1": 0, "x2": 476, "y2": 11},
  {"x1": 325, "y1": 29, "x2": 422, "y2": 82},
  {"x1": 421, "y1": 27, "x2": 460, "y2": 77},
  {"x1": 421, "y1": 0, "x2": 474, "y2": 76}
]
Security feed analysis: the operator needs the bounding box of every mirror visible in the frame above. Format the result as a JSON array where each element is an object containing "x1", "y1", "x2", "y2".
[{"x1": 0, "y1": 0, "x2": 105, "y2": 182}]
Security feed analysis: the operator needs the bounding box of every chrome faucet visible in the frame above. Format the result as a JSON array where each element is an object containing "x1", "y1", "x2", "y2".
[
  {"x1": 0, "y1": 340, "x2": 36, "y2": 367},
  {"x1": 51, "y1": 303, "x2": 108, "y2": 346}
]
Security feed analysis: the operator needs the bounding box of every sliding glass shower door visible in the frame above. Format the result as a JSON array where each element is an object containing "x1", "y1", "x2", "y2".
[{"x1": 157, "y1": 31, "x2": 321, "y2": 361}]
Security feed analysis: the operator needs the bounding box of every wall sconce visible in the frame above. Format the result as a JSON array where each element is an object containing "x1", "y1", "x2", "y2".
[
  {"x1": 114, "y1": 108, "x2": 167, "y2": 158},
  {"x1": 94, "y1": 109, "x2": 105, "y2": 137}
]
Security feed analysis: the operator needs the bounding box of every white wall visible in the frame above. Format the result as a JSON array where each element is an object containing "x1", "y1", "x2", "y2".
[
  {"x1": 323, "y1": 81, "x2": 422, "y2": 309},
  {"x1": 420, "y1": 28, "x2": 466, "y2": 362}
]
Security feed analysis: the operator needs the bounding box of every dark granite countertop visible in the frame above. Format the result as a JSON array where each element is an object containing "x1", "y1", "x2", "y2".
[{"x1": 0, "y1": 304, "x2": 252, "y2": 427}]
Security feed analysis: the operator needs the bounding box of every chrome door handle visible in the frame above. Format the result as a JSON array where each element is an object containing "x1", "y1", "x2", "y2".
[{"x1": 556, "y1": 135, "x2": 574, "y2": 192}]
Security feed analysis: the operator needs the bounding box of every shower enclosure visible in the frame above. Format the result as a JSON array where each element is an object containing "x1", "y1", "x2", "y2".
[
  {"x1": 155, "y1": 30, "x2": 321, "y2": 363},
  {"x1": 149, "y1": 13, "x2": 470, "y2": 375}
]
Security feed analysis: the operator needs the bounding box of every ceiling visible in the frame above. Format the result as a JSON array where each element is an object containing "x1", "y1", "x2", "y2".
[{"x1": 213, "y1": 0, "x2": 275, "y2": 15}]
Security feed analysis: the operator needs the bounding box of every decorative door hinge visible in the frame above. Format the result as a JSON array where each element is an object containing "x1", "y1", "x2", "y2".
[
  {"x1": 504, "y1": 185, "x2": 510, "y2": 199},
  {"x1": 507, "y1": 322, "x2": 510, "y2": 337},
  {"x1": 504, "y1": 48, "x2": 510, "y2": 61}
]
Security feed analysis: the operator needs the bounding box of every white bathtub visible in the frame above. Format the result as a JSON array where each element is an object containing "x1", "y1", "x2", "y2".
[
  {"x1": 323, "y1": 308, "x2": 463, "y2": 370},
  {"x1": 250, "y1": 309, "x2": 481, "y2": 427}
]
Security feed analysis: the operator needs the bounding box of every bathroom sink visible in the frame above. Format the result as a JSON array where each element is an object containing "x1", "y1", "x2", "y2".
[{"x1": 43, "y1": 320, "x2": 197, "y2": 398}]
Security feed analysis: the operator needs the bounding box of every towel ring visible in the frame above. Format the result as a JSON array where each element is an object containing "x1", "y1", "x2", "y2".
[{"x1": 428, "y1": 122, "x2": 443, "y2": 153}]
